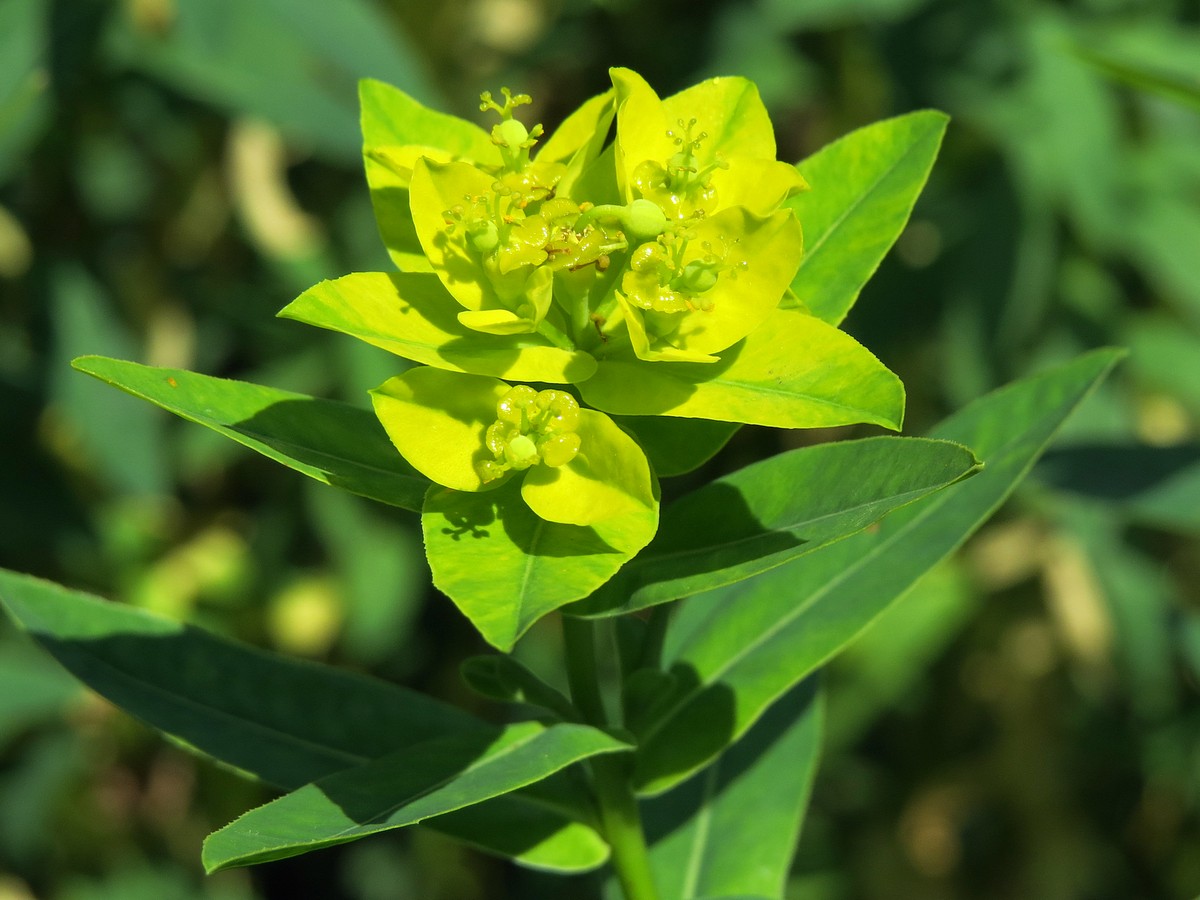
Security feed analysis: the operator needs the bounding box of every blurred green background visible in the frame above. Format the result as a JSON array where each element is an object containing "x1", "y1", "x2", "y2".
[{"x1": 2, "y1": 0, "x2": 1199, "y2": 898}]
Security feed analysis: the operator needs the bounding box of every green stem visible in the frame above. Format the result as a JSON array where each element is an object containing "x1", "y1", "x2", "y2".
[{"x1": 561, "y1": 616, "x2": 660, "y2": 900}]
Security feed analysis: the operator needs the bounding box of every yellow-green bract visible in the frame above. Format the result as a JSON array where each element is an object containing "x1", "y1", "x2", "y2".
[{"x1": 281, "y1": 66, "x2": 905, "y2": 531}]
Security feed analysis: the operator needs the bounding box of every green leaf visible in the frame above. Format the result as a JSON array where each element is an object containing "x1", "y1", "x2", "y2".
[
  {"x1": 423, "y1": 479, "x2": 659, "y2": 651},
  {"x1": 201, "y1": 720, "x2": 631, "y2": 872},
  {"x1": 570, "y1": 436, "x2": 979, "y2": 617},
  {"x1": 0, "y1": 569, "x2": 608, "y2": 873},
  {"x1": 581, "y1": 307, "x2": 904, "y2": 430},
  {"x1": 1072, "y1": 25, "x2": 1200, "y2": 112},
  {"x1": 786, "y1": 110, "x2": 948, "y2": 325},
  {"x1": 762, "y1": 0, "x2": 932, "y2": 30},
  {"x1": 630, "y1": 349, "x2": 1123, "y2": 794},
  {"x1": 641, "y1": 679, "x2": 822, "y2": 900},
  {"x1": 460, "y1": 656, "x2": 577, "y2": 720},
  {"x1": 283, "y1": 273, "x2": 597, "y2": 383},
  {"x1": 1037, "y1": 444, "x2": 1200, "y2": 535},
  {"x1": 427, "y1": 778, "x2": 610, "y2": 873},
  {"x1": 108, "y1": 0, "x2": 435, "y2": 164},
  {"x1": 614, "y1": 417, "x2": 741, "y2": 478},
  {"x1": 72, "y1": 356, "x2": 429, "y2": 511},
  {"x1": 0, "y1": 569, "x2": 477, "y2": 787}
]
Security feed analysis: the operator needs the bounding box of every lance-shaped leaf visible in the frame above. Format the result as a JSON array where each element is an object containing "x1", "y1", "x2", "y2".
[
  {"x1": 637, "y1": 679, "x2": 823, "y2": 900},
  {"x1": 202, "y1": 720, "x2": 632, "y2": 872},
  {"x1": 360, "y1": 79, "x2": 499, "y2": 271},
  {"x1": 72, "y1": 356, "x2": 428, "y2": 511},
  {"x1": 423, "y1": 479, "x2": 659, "y2": 651},
  {"x1": 281, "y1": 272, "x2": 597, "y2": 384},
  {"x1": 570, "y1": 437, "x2": 979, "y2": 617},
  {"x1": 0, "y1": 570, "x2": 609, "y2": 873},
  {"x1": 631, "y1": 349, "x2": 1123, "y2": 794},
  {"x1": 579, "y1": 308, "x2": 904, "y2": 430},
  {"x1": 786, "y1": 110, "x2": 948, "y2": 325}
]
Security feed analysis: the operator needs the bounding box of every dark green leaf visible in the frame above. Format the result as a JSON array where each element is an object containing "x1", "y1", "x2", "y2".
[
  {"x1": 570, "y1": 437, "x2": 979, "y2": 617},
  {"x1": 631, "y1": 349, "x2": 1123, "y2": 794},
  {"x1": 202, "y1": 720, "x2": 631, "y2": 871},
  {"x1": 642, "y1": 679, "x2": 822, "y2": 900},
  {"x1": 461, "y1": 656, "x2": 577, "y2": 720},
  {"x1": 72, "y1": 356, "x2": 428, "y2": 511},
  {"x1": 615, "y1": 417, "x2": 741, "y2": 478},
  {"x1": 1037, "y1": 444, "x2": 1200, "y2": 534},
  {"x1": 0, "y1": 569, "x2": 610, "y2": 872}
]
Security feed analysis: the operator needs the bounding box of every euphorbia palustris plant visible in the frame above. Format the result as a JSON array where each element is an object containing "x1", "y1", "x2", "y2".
[
  {"x1": 279, "y1": 68, "x2": 910, "y2": 648},
  {"x1": 0, "y1": 62, "x2": 1123, "y2": 900}
]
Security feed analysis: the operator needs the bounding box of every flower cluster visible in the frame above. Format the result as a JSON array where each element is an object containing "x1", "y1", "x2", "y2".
[{"x1": 283, "y1": 68, "x2": 897, "y2": 527}]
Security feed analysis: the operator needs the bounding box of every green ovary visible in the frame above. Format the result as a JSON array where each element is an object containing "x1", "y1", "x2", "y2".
[
  {"x1": 478, "y1": 386, "x2": 583, "y2": 482},
  {"x1": 631, "y1": 118, "x2": 727, "y2": 218},
  {"x1": 621, "y1": 231, "x2": 741, "y2": 316}
]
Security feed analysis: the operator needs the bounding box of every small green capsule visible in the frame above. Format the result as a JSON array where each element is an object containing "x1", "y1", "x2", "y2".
[
  {"x1": 540, "y1": 432, "x2": 581, "y2": 468},
  {"x1": 505, "y1": 434, "x2": 539, "y2": 469},
  {"x1": 494, "y1": 117, "x2": 530, "y2": 151}
]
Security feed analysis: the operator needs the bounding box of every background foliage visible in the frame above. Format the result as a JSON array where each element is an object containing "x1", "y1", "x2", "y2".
[{"x1": 2, "y1": 0, "x2": 1199, "y2": 898}]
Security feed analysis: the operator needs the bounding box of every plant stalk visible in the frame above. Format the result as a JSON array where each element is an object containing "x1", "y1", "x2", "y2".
[{"x1": 562, "y1": 615, "x2": 660, "y2": 900}]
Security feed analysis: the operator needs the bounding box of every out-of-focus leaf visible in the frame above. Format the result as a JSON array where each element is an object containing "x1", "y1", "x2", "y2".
[
  {"x1": 630, "y1": 350, "x2": 1122, "y2": 794},
  {"x1": 824, "y1": 561, "x2": 973, "y2": 748},
  {"x1": 73, "y1": 356, "x2": 429, "y2": 511},
  {"x1": 306, "y1": 485, "x2": 424, "y2": 665},
  {"x1": 762, "y1": 0, "x2": 933, "y2": 29},
  {"x1": 0, "y1": 0, "x2": 51, "y2": 182},
  {"x1": 0, "y1": 638, "x2": 82, "y2": 746},
  {"x1": 201, "y1": 721, "x2": 631, "y2": 871},
  {"x1": 51, "y1": 268, "x2": 170, "y2": 496},
  {"x1": 1038, "y1": 444, "x2": 1200, "y2": 534},
  {"x1": 570, "y1": 437, "x2": 978, "y2": 617},
  {"x1": 1074, "y1": 24, "x2": 1200, "y2": 111},
  {"x1": 1061, "y1": 509, "x2": 1179, "y2": 718},
  {"x1": 105, "y1": 0, "x2": 435, "y2": 162},
  {"x1": 1125, "y1": 315, "x2": 1200, "y2": 416}
]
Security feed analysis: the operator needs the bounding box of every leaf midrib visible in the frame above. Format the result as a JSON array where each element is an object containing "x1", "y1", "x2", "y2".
[
  {"x1": 637, "y1": 432, "x2": 1034, "y2": 751},
  {"x1": 36, "y1": 633, "x2": 370, "y2": 772},
  {"x1": 795, "y1": 121, "x2": 938, "y2": 277},
  {"x1": 634, "y1": 475, "x2": 961, "y2": 575}
]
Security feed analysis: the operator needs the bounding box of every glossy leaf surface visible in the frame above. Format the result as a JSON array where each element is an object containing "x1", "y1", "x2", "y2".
[
  {"x1": 571, "y1": 437, "x2": 979, "y2": 617},
  {"x1": 581, "y1": 308, "x2": 904, "y2": 429},
  {"x1": 72, "y1": 355, "x2": 428, "y2": 511},
  {"x1": 631, "y1": 349, "x2": 1122, "y2": 794},
  {"x1": 282, "y1": 272, "x2": 597, "y2": 383},
  {"x1": 0, "y1": 571, "x2": 608, "y2": 873},
  {"x1": 641, "y1": 679, "x2": 822, "y2": 900},
  {"x1": 202, "y1": 720, "x2": 631, "y2": 871},
  {"x1": 787, "y1": 110, "x2": 948, "y2": 324}
]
